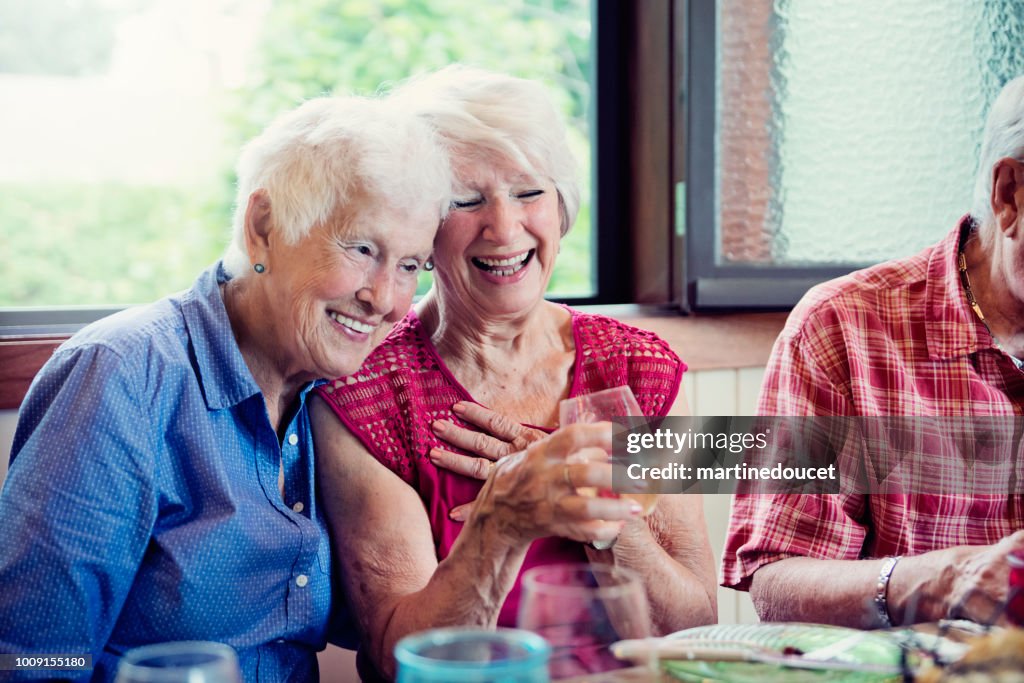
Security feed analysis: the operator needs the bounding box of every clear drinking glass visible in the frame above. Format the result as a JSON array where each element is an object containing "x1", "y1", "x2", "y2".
[
  {"x1": 114, "y1": 641, "x2": 241, "y2": 683},
  {"x1": 394, "y1": 627, "x2": 551, "y2": 683},
  {"x1": 559, "y1": 386, "x2": 659, "y2": 522},
  {"x1": 517, "y1": 563, "x2": 651, "y2": 680}
]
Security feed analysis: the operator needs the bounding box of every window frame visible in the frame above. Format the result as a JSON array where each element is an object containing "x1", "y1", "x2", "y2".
[{"x1": 681, "y1": 0, "x2": 871, "y2": 311}]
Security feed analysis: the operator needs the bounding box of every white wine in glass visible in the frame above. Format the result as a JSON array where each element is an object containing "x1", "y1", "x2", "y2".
[{"x1": 558, "y1": 385, "x2": 658, "y2": 516}]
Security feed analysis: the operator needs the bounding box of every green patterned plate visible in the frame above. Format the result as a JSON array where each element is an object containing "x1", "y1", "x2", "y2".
[{"x1": 659, "y1": 623, "x2": 908, "y2": 682}]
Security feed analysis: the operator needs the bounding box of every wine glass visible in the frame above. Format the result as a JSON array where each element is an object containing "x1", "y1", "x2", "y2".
[
  {"x1": 517, "y1": 563, "x2": 651, "y2": 680},
  {"x1": 559, "y1": 386, "x2": 659, "y2": 522},
  {"x1": 394, "y1": 627, "x2": 550, "y2": 683},
  {"x1": 114, "y1": 641, "x2": 241, "y2": 683}
]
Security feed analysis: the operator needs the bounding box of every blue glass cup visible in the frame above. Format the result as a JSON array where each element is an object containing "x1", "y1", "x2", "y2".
[{"x1": 394, "y1": 627, "x2": 551, "y2": 683}]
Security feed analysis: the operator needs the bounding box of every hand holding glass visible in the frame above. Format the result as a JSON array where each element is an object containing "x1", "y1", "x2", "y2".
[{"x1": 558, "y1": 386, "x2": 658, "y2": 516}]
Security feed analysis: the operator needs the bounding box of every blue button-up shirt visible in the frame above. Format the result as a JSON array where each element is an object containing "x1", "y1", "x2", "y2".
[{"x1": 0, "y1": 263, "x2": 354, "y2": 681}]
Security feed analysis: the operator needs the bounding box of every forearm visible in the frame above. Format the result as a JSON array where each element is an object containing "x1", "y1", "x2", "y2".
[
  {"x1": 749, "y1": 552, "x2": 961, "y2": 628},
  {"x1": 369, "y1": 515, "x2": 529, "y2": 679},
  {"x1": 586, "y1": 519, "x2": 717, "y2": 634}
]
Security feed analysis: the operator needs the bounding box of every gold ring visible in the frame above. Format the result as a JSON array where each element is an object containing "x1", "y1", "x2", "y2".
[{"x1": 562, "y1": 464, "x2": 572, "y2": 487}]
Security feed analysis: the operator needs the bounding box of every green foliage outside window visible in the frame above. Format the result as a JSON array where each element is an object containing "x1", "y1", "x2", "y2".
[{"x1": 0, "y1": 0, "x2": 592, "y2": 307}]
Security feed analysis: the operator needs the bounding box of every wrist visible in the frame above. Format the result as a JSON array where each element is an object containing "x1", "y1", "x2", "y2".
[
  {"x1": 448, "y1": 512, "x2": 530, "y2": 607},
  {"x1": 873, "y1": 556, "x2": 901, "y2": 627},
  {"x1": 466, "y1": 502, "x2": 529, "y2": 549},
  {"x1": 465, "y1": 472, "x2": 536, "y2": 547}
]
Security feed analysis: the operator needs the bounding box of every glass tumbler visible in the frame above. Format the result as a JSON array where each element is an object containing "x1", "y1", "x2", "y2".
[
  {"x1": 558, "y1": 386, "x2": 657, "y2": 550},
  {"x1": 394, "y1": 627, "x2": 550, "y2": 683},
  {"x1": 115, "y1": 641, "x2": 241, "y2": 683},
  {"x1": 518, "y1": 563, "x2": 651, "y2": 679}
]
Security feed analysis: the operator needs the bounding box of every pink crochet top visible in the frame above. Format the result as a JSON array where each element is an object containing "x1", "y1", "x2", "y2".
[{"x1": 316, "y1": 307, "x2": 685, "y2": 626}]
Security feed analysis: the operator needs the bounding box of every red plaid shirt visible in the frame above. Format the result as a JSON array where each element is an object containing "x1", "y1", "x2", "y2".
[{"x1": 722, "y1": 218, "x2": 1024, "y2": 590}]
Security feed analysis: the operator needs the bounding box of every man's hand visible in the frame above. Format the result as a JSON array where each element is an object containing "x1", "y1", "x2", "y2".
[{"x1": 946, "y1": 530, "x2": 1024, "y2": 625}]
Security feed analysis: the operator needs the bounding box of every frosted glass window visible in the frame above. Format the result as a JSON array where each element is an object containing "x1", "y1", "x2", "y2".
[{"x1": 716, "y1": 0, "x2": 1024, "y2": 267}]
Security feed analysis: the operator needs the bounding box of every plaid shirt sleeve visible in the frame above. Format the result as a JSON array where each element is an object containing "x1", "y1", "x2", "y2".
[{"x1": 721, "y1": 297, "x2": 871, "y2": 590}]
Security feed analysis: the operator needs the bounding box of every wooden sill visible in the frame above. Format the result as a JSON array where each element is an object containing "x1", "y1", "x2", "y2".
[
  {"x1": 0, "y1": 310, "x2": 787, "y2": 411},
  {"x1": 579, "y1": 306, "x2": 786, "y2": 372},
  {"x1": 0, "y1": 337, "x2": 70, "y2": 410}
]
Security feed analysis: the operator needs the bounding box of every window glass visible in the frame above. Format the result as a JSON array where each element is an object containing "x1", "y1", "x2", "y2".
[
  {"x1": 716, "y1": 0, "x2": 1024, "y2": 268},
  {"x1": 0, "y1": 0, "x2": 592, "y2": 307}
]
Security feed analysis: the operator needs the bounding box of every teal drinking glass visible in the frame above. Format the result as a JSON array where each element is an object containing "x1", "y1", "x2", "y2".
[{"x1": 395, "y1": 627, "x2": 550, "y2": 683}]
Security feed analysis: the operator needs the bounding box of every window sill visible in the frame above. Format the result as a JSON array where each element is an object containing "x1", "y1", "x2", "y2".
[
  {"x1": 0, "y1": 310, "x2": 788, "y2": 410},
  {"x1": 576, "y1": 305, "x2": 786, "y2": 372}
]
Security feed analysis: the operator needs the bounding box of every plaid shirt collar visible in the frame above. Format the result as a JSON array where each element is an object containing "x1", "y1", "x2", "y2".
[{"x1": 925, "y1": 215, "x2": 998, "y2": 361}]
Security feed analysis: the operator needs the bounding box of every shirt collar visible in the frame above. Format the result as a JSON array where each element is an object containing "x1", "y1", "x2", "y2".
[
  {"x1": 925, "y1": 215, "x2": 996, "y2": 361},
  {"x1": 180, "y1": 262, "x2": 264, "y2": 410},
  {"x1": 180, "y1": 263, "x2": 327, "y2": 410}
]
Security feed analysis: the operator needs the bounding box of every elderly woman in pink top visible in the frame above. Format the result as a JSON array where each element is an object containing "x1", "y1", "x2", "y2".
[{"x1": 312, "y1": 66, "x2": 716, "y2": 680}]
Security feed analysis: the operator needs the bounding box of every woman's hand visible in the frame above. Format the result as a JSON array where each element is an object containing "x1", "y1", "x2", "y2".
[
  {"x1": 429, "y1": 401, "x2": 548, "y2": 479},
  {"x1": 466, "y1": 422, "x2": 643, "y2": 546}
]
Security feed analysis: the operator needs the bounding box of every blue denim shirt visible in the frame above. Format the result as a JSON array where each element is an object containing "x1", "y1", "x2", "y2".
[{"x1": 0, "y1": 263, "x2": 354, "y2": 681}]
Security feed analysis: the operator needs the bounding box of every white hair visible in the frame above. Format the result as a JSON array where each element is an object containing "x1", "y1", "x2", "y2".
[
  {"x1": 971, "y1": 75, "x2": 1024, "y2": 234},
  {"x1": 387, "y1": 65, "x2": 581, "y2": 236},
  {"x1": 223, "y1": 95, "x2": 452, "y2": 277}
]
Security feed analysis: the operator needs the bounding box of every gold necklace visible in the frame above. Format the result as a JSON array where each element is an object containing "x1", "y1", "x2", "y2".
[
  {"x1": 956, "y1": 219, "x2": 1024, "y2": 371},
  {"x1": 956, "y1": 248, "x2": 997, "y2": 344}
]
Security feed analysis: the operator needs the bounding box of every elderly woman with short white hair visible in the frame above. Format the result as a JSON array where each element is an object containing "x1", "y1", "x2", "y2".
[
  {"x1": 314, "y1": 66, "x2": 716, "y2": 681},
  {"x1": 0, "y1": 95, "x2": 450, "y2": 681}
]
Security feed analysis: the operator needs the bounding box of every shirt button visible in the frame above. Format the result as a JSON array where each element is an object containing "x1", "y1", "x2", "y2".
[
  {"x1": 287, "y1": 433, "x2": 299, "y2": 446},
  {"x1": 296, "y1": 574, "x2": 308, "y2": 588},
  {"x1": 292, "y1": 501, "x2": 304, "y2": 513}
]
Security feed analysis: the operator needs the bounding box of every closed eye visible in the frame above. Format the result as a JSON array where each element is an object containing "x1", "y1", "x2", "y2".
[
  {"x1": 516, "y1": 189, "x2": 545, "y2": 199},
  {"x1": 452, "y1": 197, "x2": 483, "y2": 210}
]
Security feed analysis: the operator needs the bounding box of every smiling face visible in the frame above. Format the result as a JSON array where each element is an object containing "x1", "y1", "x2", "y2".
[
  {"x1": 433, "y1": 157, "x2": 562, "y2": 318},
  {"x1": 258, "y1": 196, "x2": 437, "y2": 381}
]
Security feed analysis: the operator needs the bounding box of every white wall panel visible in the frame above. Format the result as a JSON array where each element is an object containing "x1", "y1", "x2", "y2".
[
  {"x1": 691, "y1": 368, "x2": 737, "y2": 417},
  {"x1": 681, "y1": 371, "x2": 696, "y2": 416},
  {"x1": 736, "y1": 367, "x2": 765, "y2": 416},
  {"x1": 690, "y1": 369, "x2": 760, "y2": 625}
]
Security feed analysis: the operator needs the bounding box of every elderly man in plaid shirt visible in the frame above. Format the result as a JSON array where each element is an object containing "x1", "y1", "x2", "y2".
[{"x1": 722, "y1": 76, "x2": 1024, "y2": 627}]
